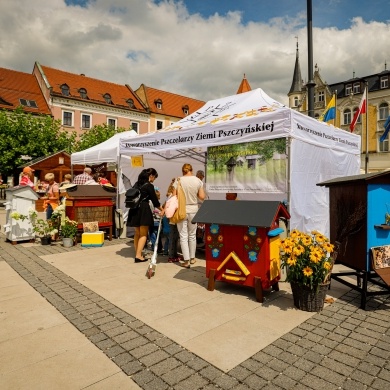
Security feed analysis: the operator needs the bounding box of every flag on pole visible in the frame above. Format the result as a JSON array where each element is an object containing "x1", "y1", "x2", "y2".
[
  {"x1": 380, "y1": 115, "x2": 390, "y2": 142},
  {"x1": 319, "y1": 95, "x2": 336, "y2": 122},
  {"x1": 350, "y1": 88, "x2": 367, "y2": 132}
]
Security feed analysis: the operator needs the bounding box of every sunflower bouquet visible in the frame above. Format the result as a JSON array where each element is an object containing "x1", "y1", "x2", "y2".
[{"x1": 280, "y1": 229, "x2": 335, "y2": 290}]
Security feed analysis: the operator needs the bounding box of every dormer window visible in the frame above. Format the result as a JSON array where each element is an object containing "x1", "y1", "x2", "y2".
[
  {"x1": 61, "y1": 84, "x2": 70, "y2": 96},
  {"x1": 19, "y1": 99, "x2": 38, "y2": 108},
  {"x1": 126, "y1": 98, "x2": 134, "y2": 108},
  {"x1": 103, "y1": 93, "x2": 112, "y2": 104},
  {"x1": 294, "y1": 96, "x2": 299, "y2": 107},
  {"x1": 381, "y1": 76, "x2": 389, "y2": 89},
  {"x1": 154, "y1": 98, "x2": 162, "y2": 110},
  {"x1": 79, "y1": 88, "x2": 88, "y2": 99},
  {"x1": 345, "y1": 84, "x2": 352, "y2": 96},
  {"x1": 182, "y1": 105, "x2": 189, "y2": 115},
  {"x1": 353, "y1": 83, "x2": 360, "y2": 94}
]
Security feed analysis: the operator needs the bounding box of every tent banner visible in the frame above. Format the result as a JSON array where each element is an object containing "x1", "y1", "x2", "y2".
[
  {"x1": 206, "y1": 139, "x2": 287, "y2": 194},
  {"x1": 291, "y1": 112, "x2": 361, "y2": 154},
  {"x1": 120, "y1": 110, "x2": 290, "y2": 156}
]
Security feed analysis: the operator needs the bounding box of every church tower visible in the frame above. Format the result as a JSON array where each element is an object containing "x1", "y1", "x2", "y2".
[{"x1": 288, "y1": 41, "x2": 304, "y2": 111}]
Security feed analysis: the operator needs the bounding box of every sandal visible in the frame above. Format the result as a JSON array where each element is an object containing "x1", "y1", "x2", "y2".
[
  {"x1": 180, "y1": 262, "x2": 191, "y2": 269},
  {"x1": 168, "y1": 257, "x2": 180, "y2": 263},
  {"x1": 190, "y1": 259, "x2": 196, "y2": 265}
]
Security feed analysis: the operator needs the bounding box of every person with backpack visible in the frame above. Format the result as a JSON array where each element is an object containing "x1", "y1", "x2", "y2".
[{"x1": 126, "y1": 168, "x2": 163, "y2": 263}]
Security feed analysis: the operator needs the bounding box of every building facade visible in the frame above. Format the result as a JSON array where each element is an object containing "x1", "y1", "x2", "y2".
[
  {"x1": 288, "y1": 45, "x2": 390, "y2": 172},
  {"x1": 135, "y1": 84, "x2": 205, "y2": 132},
  {"x1": 33, "y1": 62, "x2": 150, "y2": 137}
]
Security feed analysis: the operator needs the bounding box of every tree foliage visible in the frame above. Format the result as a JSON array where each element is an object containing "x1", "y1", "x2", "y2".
[
  {"x1": 0, "y1": 107, "x2": 76, "y2": 175},
  {"x1": 74, "y1": 124, "x2": 128, "y2": 152}
]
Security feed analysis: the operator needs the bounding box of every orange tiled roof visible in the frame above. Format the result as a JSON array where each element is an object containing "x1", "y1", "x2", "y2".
[
  {"x1": 40, "y1": 64, "x2": 147, "y2": 112},
  {"x1": 136, "y1": 84, "x2": 205, "y2": 118},
  {"x1": 236, "y1": 74, "x2": 252, "y2": 94},
  {"x1": 0, "y1": 67, "x2": 51, "y2": 115}
]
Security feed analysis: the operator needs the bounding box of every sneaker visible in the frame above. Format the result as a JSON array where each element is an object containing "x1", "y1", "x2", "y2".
[{"x1": 168, "y1": 257, "x2": 180, "y2": 263}]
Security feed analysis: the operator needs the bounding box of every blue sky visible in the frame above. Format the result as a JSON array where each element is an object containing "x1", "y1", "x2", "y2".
[
  {"x1": 2, "y1": 0, "x2": 389, "y2": 104},
  {"x1": 67, "y1": 0, "x2": 390, "y2": 29}
]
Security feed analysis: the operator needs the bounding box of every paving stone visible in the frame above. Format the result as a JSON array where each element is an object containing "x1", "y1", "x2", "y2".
[
  {"x1": 104, "y1": 344, "x2": 126, "y2": 358},
  {"x1": 228, "y1": 366, "x2": 252, "y2": 381},
  {"x1": 174, "y1": 373, "x2": 209, "y2": 390},
  {"x1": 199, "y1": 365, "x2": 224, "y2": 381},
  {"x1": 150, "y1": 357, "x2": 182, "y2": 376},
  {"x1": 243, "y1": 373, "x2": 267, "y2": 390},
  {"x1": 186, "y1": 356, "x2": 209, "y2": 371},
  {"x1": 121, "y1": 360, "x2": 144, "y2": 376},
  {"x1": 113, "y1": 330, "x2": 139, "y2": 343},
  {"x1": 213, "y1": 374, "x2": 239, "y2": 389},
  {"x1": 122, "y1": 336, "x2": 149, "y2": 351},
  {"x1": 131, "y1": 343, "x2": 159, "y2": 359},
  {"x1": 161, "y1": 365, "x2": 195, "y2": 386},
  {"x1": 140, "y1": 350, "x2": 170, "y2": 367},
  {"x1": 132, "y1": 369, "x2": 158, "y2": 386},
  {"x1": 112, "y1": 352, "x2": 134, "y2": 366}
]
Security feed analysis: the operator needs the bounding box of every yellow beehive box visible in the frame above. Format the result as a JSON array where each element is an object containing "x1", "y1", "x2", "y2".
[{"x1": 81, "y1": 231, "x2": 104, "y2": 247}]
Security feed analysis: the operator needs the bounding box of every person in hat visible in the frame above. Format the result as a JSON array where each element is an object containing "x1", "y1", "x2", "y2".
[{"x1": 20, "y1": 167, "x2": 35, "y2": 188}]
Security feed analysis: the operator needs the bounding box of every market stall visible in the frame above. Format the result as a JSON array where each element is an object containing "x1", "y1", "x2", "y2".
[{"x1": 119, "y1": 88, "x2": 361, "y2": 237}]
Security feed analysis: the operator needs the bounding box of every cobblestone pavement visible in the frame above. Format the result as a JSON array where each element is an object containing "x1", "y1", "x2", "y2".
[{"x1": 1, "y1": 237, "x2": 390, "y2": 390}]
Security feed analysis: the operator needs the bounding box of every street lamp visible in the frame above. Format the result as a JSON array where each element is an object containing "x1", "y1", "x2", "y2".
[{"x1": 306, "y1": 0, "x2": 315, "y2": 117}]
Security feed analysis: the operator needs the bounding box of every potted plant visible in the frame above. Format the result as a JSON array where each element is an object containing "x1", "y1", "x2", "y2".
[
  {"x1": 32, "y1": 218, "x2": 58, "y2": 245},
  {"x1": 61, "y1": 217, "x2": 78, "y2": 247},
  {"x1": 280, "y1": 229, "x2": 335, "y2": 312}
]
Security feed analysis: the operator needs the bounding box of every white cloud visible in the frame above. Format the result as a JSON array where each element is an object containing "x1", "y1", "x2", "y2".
[{"x1": 0, "y1": 0, "x2": 388, "y2": 106}]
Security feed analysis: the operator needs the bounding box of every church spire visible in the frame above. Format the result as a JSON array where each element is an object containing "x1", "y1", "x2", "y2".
[
  {"x1": 288, "y1": 38, "x2": 303, "y2": 95},
  {"x1": 236, "y1": 73, "x2": 252, "y2": 94}
]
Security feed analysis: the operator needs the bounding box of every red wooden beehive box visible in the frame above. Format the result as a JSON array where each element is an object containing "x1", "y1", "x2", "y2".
[{"x1": 193, "y1": 200, "x2": 290, "y2": 302}]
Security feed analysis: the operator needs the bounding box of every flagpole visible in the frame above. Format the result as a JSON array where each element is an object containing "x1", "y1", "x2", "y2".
[
  {"x1": 334, "y1": 90, "x2": 337, "y2": 127},
  {"x1": 365, "y1": 83, "x2": 369, "y2": 173}
]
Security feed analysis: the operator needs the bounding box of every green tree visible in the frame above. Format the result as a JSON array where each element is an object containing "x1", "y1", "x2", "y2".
[
  {"x1": 0, "y1": 107, "x2": 76, "y2": 175},
  {"x1": 74, "y1": 124, "x2": 127, "y2": 152}
]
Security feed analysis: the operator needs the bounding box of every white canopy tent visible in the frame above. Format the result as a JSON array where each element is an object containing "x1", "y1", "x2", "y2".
[
  {"x1": 71, "y1": 130, "x2": 204, "y2": 222},
  {"x1": 118, "y1": 88, "x2": 361, "y2": 236}
]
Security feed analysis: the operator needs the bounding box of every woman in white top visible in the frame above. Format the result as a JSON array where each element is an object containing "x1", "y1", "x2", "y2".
[{"x1": 173, "y1": 163, "x2": 205, "y2": 268}]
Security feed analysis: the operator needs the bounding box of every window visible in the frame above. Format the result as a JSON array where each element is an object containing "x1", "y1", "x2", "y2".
[
  {"x1": 19, "y1": 99, "x2": 38, "y2": 108},
  {"x1": 63, "y1": 111, "x2": 73, "y2": 126},
  {"x1": 182, "y1": 105, "x2": 189, "y2": 116},
  {"x1": 379, "y1": 103, "x2": 389, "y2": 120},
  {"x1": 107, "y1": 118, "x2": 117, "y2": 129},
  {"x1": 379, "y1": 134, "x2": 389, "y2": 152},
  {"x1": 314, "y1": 113, "x2": 319, "y2": 119},
  {"x1": 294, "y1": 96, "x2": 299, "y2": 107},
  {"x1": 353, "y1": 83, "x2": 360, "y2": 94},
  {"x1": 131, "y1": 122, "x2": 139, "y2": 133},
  {"x1": 103, "y1": 93, "x2": 112, "y2": 104},
  {"x1": 79, "y1": 88, "x2": 88, "y2": 99},
  {"x1": 345, "y1": 84, "x2": 352, "y2": 96},
  {"x1": 352, "y1": 107, "x2": 361, "y2": 124},
  {"x1": 343, "y1": 108, "x2": 351, "y2": 125},
  {"x1": 381, "y1": 76, "x2": 389, "y2": 89},
  {"x1": 126, "y1": 99, "x2": 134, "y2": 108},
  {"x1": 81, "y1": 114, "x2": 91, "y2": 129},
  {"x1": 155, "y1": 99, "x2": 162, "y2": 110},
  {"x1": 156, "y1": 120, "x2": 163, "y2": 130},
  {"x1": 61, "y1": 84, "x2": 70, "y2": 96},
  {"x1": 318, "y1": 91, "x2": 324, "y2": 102}
]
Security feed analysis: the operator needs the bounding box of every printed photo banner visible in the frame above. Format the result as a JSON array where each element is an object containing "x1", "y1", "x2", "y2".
[{"x1": 206, "y1": 139, "x2": 287, "y2": 194}]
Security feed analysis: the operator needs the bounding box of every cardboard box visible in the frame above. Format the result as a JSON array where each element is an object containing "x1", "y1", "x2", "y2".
[{"x1": 81, "y1": 231, "x2": 104, "y2": 247}]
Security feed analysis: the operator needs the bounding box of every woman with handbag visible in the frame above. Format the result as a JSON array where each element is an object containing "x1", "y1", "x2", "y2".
[
  {"x1": 41, "y1": 173, "x2": 60, "y2": 220},
  {"x1": 173, "y1": 164, "x2": 205, "y2": 268},
  {"x1": 127, "y1": 168, "x2": 163, "y2": 263}
]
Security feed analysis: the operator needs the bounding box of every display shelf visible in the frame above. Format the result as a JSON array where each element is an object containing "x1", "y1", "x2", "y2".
[{"x1": 374, "y1": 224, "x2": 390, "y2": 230}]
